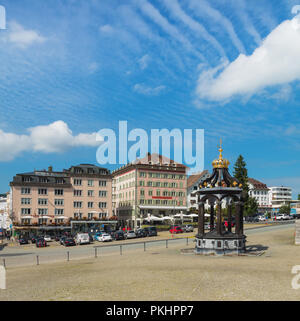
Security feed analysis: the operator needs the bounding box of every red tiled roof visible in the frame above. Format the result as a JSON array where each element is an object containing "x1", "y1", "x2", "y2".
[
  {"x1": 187, "y1": 170, "x2": 209, "y2": 188},
  {"x1": 248, "y1": 178, "x2": 269, "y2": 189},
  {"x1": 133, "y1": 153, "x2": 188, "y2": 167}
]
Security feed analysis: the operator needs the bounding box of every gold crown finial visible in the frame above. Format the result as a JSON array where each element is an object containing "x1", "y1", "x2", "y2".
[
  {"x1": 218, "y1": 138, "x2": 223, "y2": 159},
  {"x1": 212, "y1": 138, "x2": 229, "y2": 169}
]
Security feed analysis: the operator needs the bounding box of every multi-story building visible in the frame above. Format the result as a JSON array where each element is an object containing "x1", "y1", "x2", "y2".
[
  {"x1": 10, "y1": 164, "x2": 112, "y2": 227},
  {"x1": 112, "y1": 153, "x2": 188, "y2": 228},
  {"x1": 187, "y1": 170, "x2": 210, "y2": 212},
  {"x1": 248, "y1": 178, "x2": 270, "y2": 211},
  {"x1": 268, "y1": 186, "x2": 292, "y2": 214}
]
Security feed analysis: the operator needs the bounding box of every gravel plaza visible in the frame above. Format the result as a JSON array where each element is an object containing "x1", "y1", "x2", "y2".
[{"x1": 0, "y1": 223, "x2": 299, "y2": 301}]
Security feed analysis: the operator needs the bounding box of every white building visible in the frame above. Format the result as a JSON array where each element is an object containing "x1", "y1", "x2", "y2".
[
  {"x1": 268, "y1": 186, "x2": 292, "y2": 211},
  {"x1": 187, "y1": 170, "x2": 210, "y2": 211},
  {"x1": 248, "y1": 178, "x2": 271, "y2": 210}
]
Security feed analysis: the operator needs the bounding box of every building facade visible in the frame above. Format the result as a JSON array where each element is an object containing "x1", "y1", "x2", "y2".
[
  {"x1": 112, "y1": 153, "x2": 188, "y2": 228},
  {"x1": 187, "y1": 170, "x2": 210, "y2": 212},
  {"x1": 248, "y1": 178, "x2": 271, "y2": 212},
  {"x1": 10, "y1": 164, "x2": 112, "y2": 227},
  {"x1": 268, "y1": 186, "x2": 292, "y2": 214}
]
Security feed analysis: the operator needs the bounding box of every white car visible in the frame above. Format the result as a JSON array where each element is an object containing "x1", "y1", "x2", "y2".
[
  {"x1": 258, "y1": 216, "x2": 266, "y2": 221},
  {"x1": 125, "y1": 230, "x2": 136, "y2": 239},
  {"x1": 98, "y1": 233, "x2": 112, "y2": 242},
  {"x1": 43, "y1": 235, "x2": 52, "y2": 242},
  {"x1": 75, "y1": 233, "x2": 90, "y2": 245},
  {"x1": 275, "y1": 214, "x2": 290, "y2": 221}
]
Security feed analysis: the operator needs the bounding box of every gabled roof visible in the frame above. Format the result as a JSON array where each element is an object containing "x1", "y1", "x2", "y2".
[
  {"x1": 187, "y1": 170, "x2": 210, "y2": 188},
  {"x1": 248, "y1": 178, "x2": 269, "y2": 190},
  {"x1": 133, "y1": 153, "x2": 187, "y2": 167}
]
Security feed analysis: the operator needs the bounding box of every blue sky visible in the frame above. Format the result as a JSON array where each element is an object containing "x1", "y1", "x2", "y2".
[{"x1": 0, "y1": 0, "x2": 300, "y2": 198}]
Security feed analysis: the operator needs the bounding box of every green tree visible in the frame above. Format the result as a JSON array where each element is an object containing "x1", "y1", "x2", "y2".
[
  {"x1": 244, "y1": 197, "x2": 258, "y2": 216},
  {"x1": 298, "y1": 194, "x2": 300, "y2": 201},
  {"x1": 279, "y1": 204, "x2": 291, "y2": 214},
  {"x1": 233, "y1": 155, "x2": 249, "y2": 195}
]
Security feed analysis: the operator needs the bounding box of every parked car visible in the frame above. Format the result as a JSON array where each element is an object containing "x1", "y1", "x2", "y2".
[
  {"x1": 169, "y1": 226, "x2": 183, "y2": 234},
  {"x1": 18, "y1": 237, "x2": 29, "y2": 245},
  {"x1": 75, "y1": 233, "x2": 90, "y2": 245},
  {"x1": 245, "y1": 216, "x2": 259, "y2": 222},
  {"x1": 125, "y1": 230, "x2": 136, "y2": 239},
  {"x1": 97, "y1": 233, "x2": 113, "y2": 242},
  {"x1": 135, "y1": 228, "x2": 148, "y2": 238},
  {"x1": 36, "y1": 238, "x2": 47, "y2": 247},
  {"x1": 30, "y1": 236, "x2": 38, "y2": 243},
  {"x1": 258, "y1": 216, "x2": 266, "y2": 221},
  {"x1": 275, "y1": 214, "x2": 291, "y2": 221},
  {"x1": 59, "y1": 236, "x2": 66, "y2": 245},
  {"x1": 112, "y1": 230, "x2": 125, "y2": 240},
  {"x1": 182, "y1": 225, "x2": 194, "y2": 232},
  {"x1": 62, "y1": 238, "x2": 76, "y2": 247},
  {"x1": 143, "y1": 226, "x2": 158, "y2": 237},
  {"x1": 54, "y1": 235, "x2": 61, "y2": 242},
  {"x1": 43, "y1": 235, "x2": 52, "y2": 242}
]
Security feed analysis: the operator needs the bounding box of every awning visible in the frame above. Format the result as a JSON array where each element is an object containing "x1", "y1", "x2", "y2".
[
  {"x1": 20, "y1": 216, "x2": 33, "y2": 219},
  {"x1": 146, "y1": 215, "x2": 164, "y2": 221}
]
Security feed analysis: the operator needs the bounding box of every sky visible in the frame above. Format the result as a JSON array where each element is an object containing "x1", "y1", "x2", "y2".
[{"x1": 0, "y1": 0, "x2": 300, "y2": 198}]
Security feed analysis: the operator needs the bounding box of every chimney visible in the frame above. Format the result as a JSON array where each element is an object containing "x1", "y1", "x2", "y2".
[
  {"x1": 159, "y1": 154, "x2": 162, "y2": 164},
  {"x1": 48, "y1": 166, "x2": 53, "y2": 172},
  {"x1": 147, "y1": 152, "x2": 151, "y2": 163}
]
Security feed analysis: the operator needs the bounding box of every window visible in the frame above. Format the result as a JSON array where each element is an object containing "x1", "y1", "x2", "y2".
[
  {"x1": 55, "y1": 189, "x2": 64, "y2": 195},
  {"x1": 148, "y1": 190, "x2": 153, "y2": 196},
  {"x1": 21, "y1": 208, "x2": 31, "y2": 215},
  {"x1": 74, "y1": 179, "x2": 82, "y2": 186},
  {"x1": 38, "y1": 198, "x2": 48, "y2": 205},
  {"x1": 38, "y1": 208, "x2": 48, "y2": 215},
  {"x1": 88, "y1": 190, "x2": 94, "y2": 197},
  {"x1": 38, "y1": 218, "x2": 48, "y2": 225},
  {"x1": 88, "y1": 201, "x2": 94, "y2": 208},
  {"x1": 139, "y1": 181, "x2": 145, "y2": 186},
  {"x1": 21, "y1": 198, "x2": 31, "y2": 205},
  {"x1": 156, "y1": 190, "x2": 161, "y2": 196},
  {"x1": 88, "y1": 180, "x2": 94, "y2": 186},
  {"x1": 140, "y1": 190, "x2": 145, "y2": 196},
  {"x1": 55, "y1": 209, "x2": 64, "y2": 215},
  {"x1": 74, "y1": 212, "x2": 82, "y2": 219},
  {"x1": 155, "y1": 182, "x2": 161, "y2": 187},
  {"x1": 139, "y1": 172, "x2": 146, "y2": 177},
  {"x1": 99, "y1": 202, "x2": 107, "y2": 208},
  {"x1": 88, "y1": 212, "x2": 94, "y2": 220},
  {"x1": 55, "y1": 219, "x2": 64, "y2": 224},
  {"x1": 99, "y1": 190, "x2": 107, "y2": 197},
  {"x1": 99, "y1": 180, "x2": 107, "y2": 187},
  {"x1": 74, "y1": 190, "x2": 82, "y2": 197},
  {"x1": 147, "y1": 181, "x2": 153, "y2": 187},
  {"x1": 21, "y1": 188, "x2": 31, "y2": 194},
  {"x1": 54, "y1": 199, "x2": 64, "y2": 206},
  {"x1": 38, "y1": 188, "x2": 47, "y2": 195},
  {"x1": 55, "y1": 178, "x2": 65, "y2": 184},
  {"x1": 73, "y1": 201, "x2": 82, "y2": 208}
]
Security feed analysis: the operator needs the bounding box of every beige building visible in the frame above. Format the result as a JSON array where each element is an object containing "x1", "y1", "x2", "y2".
[
  {"x1": 112, "y1": 153, "x2": 188, "y2": 228},
  {"x1": 10, "y1": 164, "x2": 112, "y2": 227}
]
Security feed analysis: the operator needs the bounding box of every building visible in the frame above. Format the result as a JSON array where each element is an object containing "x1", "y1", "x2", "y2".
[
  {"x1": 248, "y1": 178, "x2": 271, "y2": 211},
  {"x1": 187, "y1": 170, "x2": 210, "y2": 212},
  {"x1": 112, "y1": 153, "x2": 188, "y2": 228},
  {"x1": 10, "y1": 164, "x2": 112, "y2": 228},
  {"x1": 268, "y1": 186, "x2": 292, "y2": 215}
]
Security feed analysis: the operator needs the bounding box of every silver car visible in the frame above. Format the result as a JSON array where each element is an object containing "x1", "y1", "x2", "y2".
[
  {"x1": 125, "y1": 230, "x2": 136, "y2": 239},
  {"x1": 183, "y1": 225, "x2": 194, "y2": 232}
]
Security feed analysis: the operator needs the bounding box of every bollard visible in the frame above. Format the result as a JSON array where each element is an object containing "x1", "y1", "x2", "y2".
[
  {"x1": 36, "y1": 255, "x2": 39, "y2": 265},
  {"x1": 67, "y1": 251, "x2": 69, "y2": 261},
  {"x1": 2, "y1": 259, "x2": 5, "y2": 268},
  {"x1": 186, "y1": 237, "x2": 189, "y2": 246},
  {"x1": 166, "y1": 240, "x2": 168, "y2": 248},
  {"x1": 120, "y1": 245, "x2": 122, "y2": 255},
  {"x1": 95, "y1": 248, "x2": 97, "y2": 258},
  {"x1": 144, "y1": 242, "x2": 146, "y2": 252}
]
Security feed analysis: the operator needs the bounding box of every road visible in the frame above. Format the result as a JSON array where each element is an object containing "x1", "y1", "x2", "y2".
[{"x1": 0, "y1": 221, "x2": 295, "y2": 268}]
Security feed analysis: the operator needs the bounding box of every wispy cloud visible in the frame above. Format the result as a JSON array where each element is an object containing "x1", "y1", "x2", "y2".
[
  {"x1": 134, "y1": 0, "x2": 205, "y2": 61},
  {"x1": 162, "y1": 0, "x2": 227, "y2": 59},
  {"x1": 133, "y1": 83, "x2": 166, "y2": 95},
  {"x1": 0, "y1": 121, "x2": 102, "y2": 161},
  {"x1": 2, "y1": 21, "x2": 46, "y2": 48},
  {"x1": 195, "y1": 16, "x2": 300, "y2": 101},
  {"x1": 187, "y1": 0, "x2": 246, "y2": 54},
  {"x1": 138, "y1": 54, "x2": 151, "y2": 70}
]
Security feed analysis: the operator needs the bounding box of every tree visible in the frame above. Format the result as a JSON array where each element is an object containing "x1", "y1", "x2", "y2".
[
  {"x1": 244, "y1": 197, "x2": 258, "y2": 217},
  {"x1": 279, "y1": 204, "x2": 291, "y2": 215},
  {"x1": 298, "y1": 194, "x2": 300, "y2": 201}
]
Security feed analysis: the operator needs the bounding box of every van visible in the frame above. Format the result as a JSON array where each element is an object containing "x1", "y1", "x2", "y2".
[{"x1": 75, "y1": 233, "x2": 90, "y2": 245}]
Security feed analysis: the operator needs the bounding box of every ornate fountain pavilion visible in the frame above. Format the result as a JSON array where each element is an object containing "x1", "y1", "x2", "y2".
[{"x1": 193, "y1": 143, "x2": 247, "y2": 255}]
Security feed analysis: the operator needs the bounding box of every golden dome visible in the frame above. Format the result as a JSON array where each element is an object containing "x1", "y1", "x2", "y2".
[{"x1": 212, "y1": 140, "x2": 230, "y2": 169}]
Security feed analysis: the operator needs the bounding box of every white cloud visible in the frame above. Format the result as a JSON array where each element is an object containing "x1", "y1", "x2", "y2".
[
  {"x1": 133, "y1": 83, "x2": 166, "y2": 95},
  {"x1": 0, "y1": 121, "x2": 102, "y2": 161},
  {"x1": 196, "y1": 16, "x2": 300, "y2": 101},
  {"x1": 99, "y1": 24, "x2": 114, "y2": 33},
  {"x1": 5, "y1": 21, "x2": 46, "y2": 48},
  {"x1": 138, "y1": 54, "x2": 150, "y2": 70}
]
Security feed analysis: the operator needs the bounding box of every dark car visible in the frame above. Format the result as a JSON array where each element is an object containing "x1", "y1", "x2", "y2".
[
  {"x1": 19, "y1": 237, "x2": 29, "y2": 245},
  {"x1": 135, "y1": 228, "x2": 148, "y2": 238},
  {"x1": 62, "y1": 238, "x2": 76, "y2": 247},
  {"x1": 59, "y1": 236, "x2": 67, "y2": 245},
  {"x1": 144, "y1": 226, "x2": 158, "y2": 237},
  {"x1": 112, "y1": 230, "x2": 125, "y2": 240},
  {"x1": 30, "y1": 236, "x2": 38, "y2": 243},
  {"x1": 246, "y1": 216, "x2": 259, "y2": 223},
  {"x1": 36, "y1": 238, "x2": 47, "y2": 247}
]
